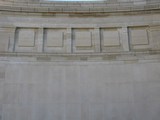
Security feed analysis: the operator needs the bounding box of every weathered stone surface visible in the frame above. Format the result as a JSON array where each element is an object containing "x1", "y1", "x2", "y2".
[
  {"x1": 73, "y1": 29, "x2": 95, "y2": 53},
  {"x1": 18, "y1": 29, "x2": 35, "y2": 47},
  {"x1": 0, "y1": 0, "x2": 160, "y2": 120},
  {"x1": 1, "y1": 61, "x2": 160, "y2": 120},
  {"x1": 45, "y1": 29, "x2": 64, "y2": 47},
  {"x1": 43, "y1": 29, "x2": 67, "y2": 53},
  {"x1": 14, "y1": 28, "x2": 38, "y2": 52},
  {"x1": 102, "y1": 29, "x2": 120, "y2": 47},
  {"x1": 130, "y1": 27, "x2": 149, "y2": 45},
  {"x1": 150, "y1": 28, "x2": 160, "y2": 50},
  {"x1": 0, "y1": 28, "x2": 10, "y2": 52},
  {"x1": 75, "y1": 31, "x2": 92, "y2": 47}
]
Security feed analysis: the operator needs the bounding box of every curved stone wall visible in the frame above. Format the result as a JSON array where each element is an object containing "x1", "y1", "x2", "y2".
[
  {"x1": 0, "y1": 0, "x2": 160, "y2": 13},
  {"x1": 0, "y1": 1, "x2": 160, "y2": 120},
  {"x1": 0, "y1": 1, "x2": 160, "y2": 56}
]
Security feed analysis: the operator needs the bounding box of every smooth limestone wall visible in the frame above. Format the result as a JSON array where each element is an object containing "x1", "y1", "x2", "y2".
[
  {"x1": 0, "y1": 0, "x2": 160, "y2": 120},
  {"x1": 0, "y1": 60, "x2": 160, "y2": 120}
]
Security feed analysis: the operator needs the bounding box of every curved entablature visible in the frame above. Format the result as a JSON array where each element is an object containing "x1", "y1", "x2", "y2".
[
  {"x1": 0, "y1": 0, "x2": 160, "y2": 58},
  {"x1": 0, "y1": 0, "x2": 160, "y2": 13}
]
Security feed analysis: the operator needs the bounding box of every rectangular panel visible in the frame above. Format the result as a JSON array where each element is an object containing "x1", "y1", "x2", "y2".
[
  {"x1": 103, "y1": 30, "x2": 120, "y2": 46},
  {"x1": 18, "y1": 29, "x2": 35, "y2": 47},
  {"x1": 46, "y1": 30, "x2": 63, "y2": 47},
  {"x1": 0, "y1": 32, "x2": 9, "y2": 52},
  {"x1": 75, "y1": 31, "x2": 92, "y2": 47},
  {"x1": 131, "y1": 28, "x2": 149, "y2": 45},
  {"x1": 43, "y1": 28, "x2": 67, "y2": 53},
  {"x1": 150, "y1": 29, "x2": 160, "y2": 50}
]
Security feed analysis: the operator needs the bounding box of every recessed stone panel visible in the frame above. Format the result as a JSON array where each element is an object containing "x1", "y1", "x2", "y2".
[
  {"x1": 43, "y1": 29, "x2": 67, "y2": 53},
  {"x1": 100, "y1": 28, "x2": 123, "y2": 53},
  {"x1": 150, "y1": 29, "x2": 160, "y2": 50},
  {"x1": 15, "y1": 28, "x2": 38, "y2": 52},
  {"x1": 18, "y1": 29, "x2": 35, "y2": 47},
  {"x1": 0, "y1": 31, "x2": 9, "y2": 52},
  {"x1": 73, "y1": 28, "x2": 95, "y2": 53},
  {"x1": 102, "y1": 30, "x2": 120, "y2": 46},
  {"x1": 130, "y1": 28, "x2": 149, "y2": 45},
  {"x1": 0, "y1": 28, "x2": 14, "y2": 52},
  {"x1": 75, "y1": 31, "x2": 92, "y2": 47},
  {"x1": 46, "y1": 30, "x2": 64, "y2": 47}
]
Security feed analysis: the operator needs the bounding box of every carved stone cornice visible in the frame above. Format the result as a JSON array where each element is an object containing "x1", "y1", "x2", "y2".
[{"x1": 0, "y1": 1, "x2": 160, "y2": 14}]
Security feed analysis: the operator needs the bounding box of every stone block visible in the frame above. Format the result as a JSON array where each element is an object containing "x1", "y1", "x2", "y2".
[
  {"x1": 89, "y1": 104, "x2": 105, "y2": 120},
  {"x1": 150, "y1": 29, "x2": 160, "y2": 50},
  {"x1": 46, "y1": 30, "x2": 63, "y2": 47},
  {"x1": 18, "y1": 29, "x2": 35, "y2": 47},
  {"x1": 0, "y1": 32, "x2": 9, "y2": 52},
  {"x1": 0, "y1": 67, "x2": 5, "y2": 79},
  {"x1": 2, "y1": 104, "x2": 32, "y2": 120},
  {"x1": 0, "y1": 28, "x2": 10, "y2": 52},
  {"x1": 43, "y1": 29, "x2": 67, "y2": 53},
  {"x1": 47, "y1": 104, "x2": 65, "y2": 120},
  {"x1": 66, "y1": 104, "x2": 81, "y2": 120},
  {"x1": 75, "y1": 31, "x2": 92, "y2": 47},
  {"x1": 102, "y1": 29, "x2": 120, "y2": 46},
  {"x1": 130, "y1": 28, "x2": 149, "y2": 45}
]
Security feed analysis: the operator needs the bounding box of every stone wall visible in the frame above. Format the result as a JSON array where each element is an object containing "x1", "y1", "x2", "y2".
[
  {"x1": 1, "y1": 13, "x2": 160, "y2": 54},
  {"x1": 0, "y1": 1, "x2": 160, "y2": 120},
  {"x1": 0, "y1": 60, "x2": 160, "y2": 120}
]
